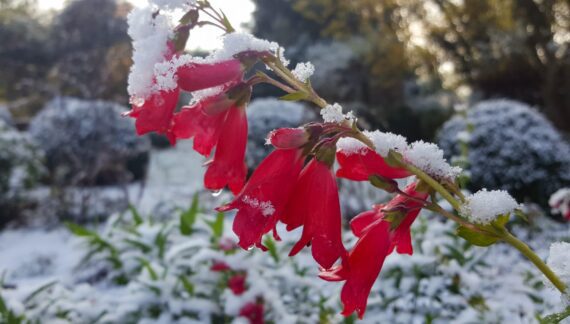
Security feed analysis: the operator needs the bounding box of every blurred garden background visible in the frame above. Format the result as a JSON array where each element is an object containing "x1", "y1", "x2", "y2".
[{"x1": 0, "y1": 0, "x2": 569, "y2": 322}]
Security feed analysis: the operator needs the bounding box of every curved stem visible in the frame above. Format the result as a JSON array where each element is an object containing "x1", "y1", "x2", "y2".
[{"x1": 501, "y1": 231, "x2": 567, "y2": 294}]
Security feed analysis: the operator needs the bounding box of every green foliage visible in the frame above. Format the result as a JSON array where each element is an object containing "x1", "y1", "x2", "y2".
[{"x1": 180, "y1": 194, "x2": 199, "y2": 235}]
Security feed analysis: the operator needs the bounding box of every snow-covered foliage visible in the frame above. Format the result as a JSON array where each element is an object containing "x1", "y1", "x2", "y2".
[
  {"x1": 438, "y1": 99, "x2": 570, "y2": 206},
  {"x1": 404, "y1": 141, "x2": 462, "y2": 180},
  {"x1": 246, "y1": 98, "x2": 315, "y2": 168},
  {"x1": 29, "y1": 97, "x2": 150, "y2": 186},
  {"x1": 2, "y1": 204, "x2": 340, "y2": 324},
  {"x1": 2, "y1": 203, "x2": 566, "y2": 323},
  {"x1": 547, "y1": 242, "x2": 570, "y2": 306},
  {"x1": 461, "y1": 189, "x2": 520, "y2": 224},
  {"x1": 0, "y1": 120, "x2": 44, "y2": 226}
]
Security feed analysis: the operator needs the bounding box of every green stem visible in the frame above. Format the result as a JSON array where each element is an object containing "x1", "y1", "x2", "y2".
[{"x1": 501, "y1": 231, "x2": 567, "y2": 294}]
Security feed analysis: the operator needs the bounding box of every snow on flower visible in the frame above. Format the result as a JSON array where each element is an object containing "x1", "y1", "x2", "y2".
[
  {"x1": 320, "y1": 103, "x2": 353, "y2": 123},
  {"x1": 547, "y1": 242, "x2": 570, "y2": 305},
  {"x1": 291, "y1": 62, "x2": 315, "y2": 82},
  {"x1": 242, "y1": 196, "x2": 276, "y2": 217},
  {"x1": 549, "y1": 188, "x2": 570, "y2": 220},
  {"x1": 365, "y1": 130, "x2": 408, "y2": 157},
  {"x1": 404, "y1": 140, "x2": 462, "y2": 179},
  {"x1": 461, "y1": 189, "x2": 520, "y2": 224},
  {"x1": 127, "y1": 6, "x2": 173, "y2": 99},
  {"x1": 149, "y1": 0, "x2": 195, "y2": 10}
]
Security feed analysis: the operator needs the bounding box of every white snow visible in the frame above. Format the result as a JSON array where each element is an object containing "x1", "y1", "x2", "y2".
[
  {"x1": 461, "y1": 189, "x2": 520, "y2": 224},
  {"x1": 291, "y1": 62, "x2": 315, "y2": 83},
  {"x1": 320, "y1": 103, "x2": 353, "y2": 124},
  {"x1": 149, "y1": 0, "x2": 195, "y2": 10},
  {"x1": 404, "y1": 140, "x2": 462, "y2": 179},
  {"x1": 547, "y1": 242, "x2": 570, "y2": 305},
  {"x1": 242, "y1": 195, "x2": 275, "y2": 217},
  {"x1": 365, "y1": 130, "x2": 408, "y2": 157},
  {"x1": 336, "y1": 137, "x2": 367, "y2": 155},
  {"x1": 127, "y1": 6, "x2": 173, "y2": 99}
]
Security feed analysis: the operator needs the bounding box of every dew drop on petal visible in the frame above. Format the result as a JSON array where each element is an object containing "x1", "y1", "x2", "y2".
[{"x1": 211, "y1": 189, "x2": 224, "y2": 197}]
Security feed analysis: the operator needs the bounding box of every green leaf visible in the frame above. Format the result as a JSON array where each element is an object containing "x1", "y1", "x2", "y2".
[
  {"x1": 123, "y1": 239, "x2": 152, "y2": 253},
  {"x1": 263, "y1": 236, "x2": 279, "y2": 263},
  {"x1": 492, "y1": 214, "x2": 510, "y2": 228},
  {"x1": 137, "y1": 258, "x2": 158, "y2": 281},
  {"x1": 456, "y1": 226, "x2": 499, "y2": 247},
  {"x1": 539, "y1": 306, "x2": 570, "y2": 324},
  {"x1": 206, "y1": 212, "x2": 224, "y2": 239},
  {"x1": 24, "y1": 281, "x2": 57, "y2": 304},
  {"x1": 180, "y1": 194, "x2": 199, "y2": 236},
  {"x1": 280, "y1": 91, "x2": 308, "y2": 101},
  {"x1": 179, "y1": 276, "x2": 195, "y2": 296},
  {"x1": 65, "y1": 222, "x2": 95, "y2": 237},
  {"x1": 128, "y1": 205, "x2": 143, "y2": 226}
]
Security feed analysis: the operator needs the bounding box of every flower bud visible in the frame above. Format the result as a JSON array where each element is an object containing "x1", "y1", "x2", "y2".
[{"x1": 268, "y1": 128, "x2": 310, "y2": 149}]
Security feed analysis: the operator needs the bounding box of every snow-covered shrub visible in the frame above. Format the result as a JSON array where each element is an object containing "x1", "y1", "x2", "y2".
[
  {"x1": 246, "y1": 98, "x2": 315, "y2": 168},
  {"x1": 4, "y1": 201, "x2": 339, "y2": 323},
  {"x1": 438, "y1": 99, "x2": 570, "y2": 206},
  {"x1": 29, "y1": 97, "x2": 151, "y2": 186},
  {"x1": 0, "y1": 120, "x2": 44, "y2": 226}
]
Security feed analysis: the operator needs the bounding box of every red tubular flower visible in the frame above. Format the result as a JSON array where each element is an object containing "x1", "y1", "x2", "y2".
[
  {"x1": 336, "y1": 146, "x2": 411, "y2": 181},
  {"x1": 319, "y1": 182, "x2": 428, "y2": 318},
  {"x1": 129, "y1": 88, "x2": 181, "y2": 143},
  {"x1": 211, "y1": 261, "x2": 231, "y2": 272},
  {"x1": 170, "y1": 94, "x2": 232, "y2": 156},
  {"x1": 239, "y1": 302, "x2": 264, "y2": 324},
  {"x1": 282, "y1": 158, "x2": 347, "y2": 270},
  {"x1": 228, "y1": 273, "x2": 247, "y2": 295},
  {"x1": 177, "y1": 59, "x2": 244, "y2": 92},
  {"x1": 204, "y1": 106, "x2": 248, "y2": 195},
  {"x1": 217, "y1": 148, "x2": 305, "y2": 250}
]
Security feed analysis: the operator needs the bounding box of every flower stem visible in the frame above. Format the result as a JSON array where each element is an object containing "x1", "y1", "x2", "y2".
[{"x1": 501, "y1": 231, "x2": 567, "y2": 294}]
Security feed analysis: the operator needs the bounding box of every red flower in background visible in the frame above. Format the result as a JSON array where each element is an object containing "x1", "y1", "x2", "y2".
[
  {"x1": 320, "y1": 182, "x2": 428, "y2": 318},
  {"x1": 239, "y1": 302, "x2": 264, "y2": 324},
  {"x1": 336, "y1": 146, "x2": 410, "y2": 181},
  {"x1": 282, "y1": 158, "x2": 347, "y2": 270},
  {"x1": 228, "y1": 273, "x2": 247, "y2": 295},
  {"x1": 211, "y1": 261, "x2": 231, "y2": 272}
]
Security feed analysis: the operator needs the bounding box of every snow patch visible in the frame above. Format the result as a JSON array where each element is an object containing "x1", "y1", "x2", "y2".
[
  {"x1": 404, "y1": 141, "x2": 461, "y2": 179},
  {"x1": 365, "y1": 130, "x2": 408, "y2": 157},
  {"x1": 461, "y1": 189, "x2": 520, "y2": 224},
  {"x1": 291, "y1": 62, "x2": 315, "y2": 83},
  {"x1": 547, "y1": 242, "x2": 570, "y2": 305},
  {"x1": 321, "y1": 103, "x2": 353, "y2": 124}
]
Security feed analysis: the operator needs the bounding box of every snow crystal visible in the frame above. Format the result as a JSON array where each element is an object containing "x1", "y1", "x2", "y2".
[
  {"x1": 461, "y1": 189, "x2": 520, "y2": 224},
  {"x1": 365, "y1": 130, "x2": 408, "y2": 157},
  {"x1": 404, "y1": 141, "x2": 462, "y2": 179},
  {"x1": 321, "y1": 103, "x2": 353, "y2": 124},
  {"x1": 127, "y1": 7, "x2": 173, "y2": 99},
  {"x1": 242, "y1": 195, "x2": 275, "y2": 216},
  {"x1": 547, "y1": 242, "x2": 570, "y2": 305},
  {"x1": 291, "y1": 62, "x2": 315, "y2": 83}
]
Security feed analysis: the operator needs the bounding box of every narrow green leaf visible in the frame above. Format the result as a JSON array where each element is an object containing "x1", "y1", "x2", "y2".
[
  {"x1": 180, "y1": 194, "x2": 199, "y2": 235},
  {"x1": 179, "y1": 276, "x2": 195, "y2": 296},
  {"x1": 280, "y1": 91, "x2": 308, "y2": 101},
  {"x1": 539, "y1": 306, "x2": 570, "y2": 324},
  {"x1": 263, "y1": 236, "x2": 279, "y2": 263},
  {"x1": 24, "y1": 281, "x2": 57, "y2": 304},
  {"x1": 123, "y1": 239, "x2": 152, "y2": 253},
  {"x1": 137, "y1": 258, "x2": 158, "y2": 281},
  {"x1": 65, "y1": 222, "x2": 95, "y2": 237},
  {"x1": 128, "y1": 205, "x2": 143, "y2": 226},
  {"x1": 456, "y1": 226, "x2": 498, "y2": 247}
]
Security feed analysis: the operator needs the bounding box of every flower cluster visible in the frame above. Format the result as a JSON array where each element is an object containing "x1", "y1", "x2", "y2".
[{"x1": 124, "y1": 1, "x2": 564, "y2": 321}]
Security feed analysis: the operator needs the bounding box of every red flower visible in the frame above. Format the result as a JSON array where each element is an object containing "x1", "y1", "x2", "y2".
[
  {"x1": 336, "y1": 146, "x2": 410, "y2": 181},
  {"x1": 217, "y1": 148, "x2": 305, "y2": 250},
  {"x1": 170, "y1": 93, "x2": 232, "y2": 155},
  {"x1": 319, "y1": 182, "x2": 428, "y2": 318},
  {"x1": 228, "y1": 273, "x2": 247, "y2": 295},
  {"x1": 211, "y1": 261, "x2": 231, "y2": 272},
  {"x1": 177, "y1": 59, "x2": 244, "y2": 92},
  {"x1": 282, "y1": 158, "x2": 347, "y2": 270},
  {"x1": 239, "y1": 302, "x2": 264, "y2": 324},
  {"x1": 204, "y1": 106, "x2": 248, "y2": 195}
]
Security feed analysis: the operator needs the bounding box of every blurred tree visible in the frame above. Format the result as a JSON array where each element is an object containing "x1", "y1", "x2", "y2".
[
  {"x1": 0, "y1": 0, "x2": 133, "y2": 124},
  {"x1": 291, "y1": 0, "x2": 570, "y2": 132}
]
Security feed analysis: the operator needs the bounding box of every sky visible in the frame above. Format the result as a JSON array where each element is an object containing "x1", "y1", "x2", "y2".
[{"x1": 37, "y1": 0, "x2": 256, "y2": 50}]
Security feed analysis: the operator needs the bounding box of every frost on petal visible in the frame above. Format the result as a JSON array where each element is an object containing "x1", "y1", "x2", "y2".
[
  {"x1": 404, "y1": 140, "x2": 462, "y2": 179},
  {"x1": 219, "y1": 149, "x2": 304, "y2": 250},
  {"x1": 461, "y1": 189, "x2": 520, "y2": 224},
  {"x1": 291, "y1": 62, "x2": 315, "y2": 82}
]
